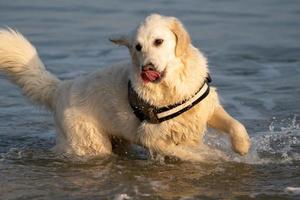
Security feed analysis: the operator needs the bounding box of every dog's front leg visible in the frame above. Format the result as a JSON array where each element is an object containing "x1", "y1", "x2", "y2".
[{"x1": 208, "y1": 105, "x2": 251, "y2": 155}]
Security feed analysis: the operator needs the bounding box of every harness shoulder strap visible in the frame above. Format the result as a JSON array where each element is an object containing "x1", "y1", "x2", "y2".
[{"x1": 128, "y1": 75, "x2": 212, "y2": 124}]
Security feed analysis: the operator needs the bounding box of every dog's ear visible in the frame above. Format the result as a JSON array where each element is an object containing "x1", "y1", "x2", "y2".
[
  {"x1": 109, "y1": 35, "x2": 132, "y2": 48},
  {"x1": 169, "y1": 18, "x2": 191, "y2": 57}
]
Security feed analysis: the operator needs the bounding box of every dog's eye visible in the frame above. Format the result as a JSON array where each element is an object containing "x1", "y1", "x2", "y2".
[
  {"x1": 154, "y1": 39, "x2": 164, "y2": 47},
  {"x1": 135, "y1": 43, "x2": 142, "y2": 51}
]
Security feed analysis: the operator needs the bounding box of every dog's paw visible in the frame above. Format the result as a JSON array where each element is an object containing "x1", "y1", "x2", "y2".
[{"x1": 230, "y1": 124, "x2": 251, "y2": 155}]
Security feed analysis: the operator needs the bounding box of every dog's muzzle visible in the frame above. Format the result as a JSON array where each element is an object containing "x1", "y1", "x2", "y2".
[{"x1": 140, "y1": 63, "x2": 162, "y2": 83}]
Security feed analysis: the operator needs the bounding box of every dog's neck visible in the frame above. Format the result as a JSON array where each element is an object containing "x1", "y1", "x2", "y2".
[{"x1": 130, "y1": 46, "x2": 209, "y2": 107}]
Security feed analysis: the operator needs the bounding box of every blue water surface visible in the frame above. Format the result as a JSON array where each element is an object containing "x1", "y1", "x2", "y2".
[{"x1": 0, "y1": 0, "x2": 299, "y2": 199}]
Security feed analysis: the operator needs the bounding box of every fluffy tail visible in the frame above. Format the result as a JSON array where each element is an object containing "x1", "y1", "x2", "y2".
[{"x1": 0, "y1": 29, "x2": 60, "y2": 110}]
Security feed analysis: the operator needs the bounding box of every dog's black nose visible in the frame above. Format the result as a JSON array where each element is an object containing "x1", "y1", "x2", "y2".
[{"x1": 142, "y1": 63, "x2": 155, "y2": 71}]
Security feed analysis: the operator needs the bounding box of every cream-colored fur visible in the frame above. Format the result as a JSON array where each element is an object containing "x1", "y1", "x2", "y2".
[{"x1": 0, "y1": 14, "x2": 250, "y2": 161}]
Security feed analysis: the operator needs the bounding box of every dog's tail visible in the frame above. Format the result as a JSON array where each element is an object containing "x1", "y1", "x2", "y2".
[{"x1": 0, "y1": 29, "x2": 60, "y2": 110}]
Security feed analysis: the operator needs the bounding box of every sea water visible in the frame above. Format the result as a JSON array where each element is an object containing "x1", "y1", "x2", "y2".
[{"x1": 0, "y1": 0, "x2": 299, "y2": 199}]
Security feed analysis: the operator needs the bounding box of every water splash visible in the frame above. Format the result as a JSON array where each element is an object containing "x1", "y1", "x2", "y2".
[
  {"x1": 1, "y1": 116, "x2": 299, "y2": 165},
  {"x1": 250, "y1": 115, "x2": 300, "y2": 163},
  {"x1": 209, "y1": 115, "x2": 300, "y2": 164}
]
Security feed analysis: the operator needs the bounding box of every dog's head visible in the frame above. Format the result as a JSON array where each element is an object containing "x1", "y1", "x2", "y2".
[{"x1": 110, "y1": 14, "x2": 191, "y2": 84}]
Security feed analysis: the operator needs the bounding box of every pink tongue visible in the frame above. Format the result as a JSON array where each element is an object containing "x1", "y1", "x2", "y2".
[{"x1": 141, "y1": 70, "x2": 161, "y2": 83}]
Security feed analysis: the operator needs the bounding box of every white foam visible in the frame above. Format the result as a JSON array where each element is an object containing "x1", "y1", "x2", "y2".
[
  {"x1": 285, "y1": 187, "x2": 300, "y2": 195},
  {"x1": 113, "y1": 194, "x2": 131, "y2": 200}
]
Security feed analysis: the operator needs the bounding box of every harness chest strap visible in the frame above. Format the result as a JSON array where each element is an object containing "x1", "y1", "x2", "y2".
[{"x1": 128, "y1": 75, "x2": 211, "y2": 124}]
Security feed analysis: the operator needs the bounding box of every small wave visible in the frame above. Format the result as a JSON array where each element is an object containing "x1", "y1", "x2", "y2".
[
  {"x1": 1, "y1": 116, "x2": 299, "y2": 165},
  {"x1": 113, "y1": 194, "x2": 131, "y2": 200},
  {"x1": 285, "y1": 187, "x2": 300, "y2": 195}
]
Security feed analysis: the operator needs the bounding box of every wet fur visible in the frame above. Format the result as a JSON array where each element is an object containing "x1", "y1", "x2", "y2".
[{"x1": 0, "y1": 14, "x2": 250, "y2": 161}]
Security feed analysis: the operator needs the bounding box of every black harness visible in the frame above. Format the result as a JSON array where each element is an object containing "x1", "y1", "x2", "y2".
[{"x1": 128, "y1": 75, "x2": 211, "y2": 124}]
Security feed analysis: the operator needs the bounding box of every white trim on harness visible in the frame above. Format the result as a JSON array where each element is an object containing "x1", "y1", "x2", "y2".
[{"x1": 157, "y1": 82, "x2": 209, "y2": 119}]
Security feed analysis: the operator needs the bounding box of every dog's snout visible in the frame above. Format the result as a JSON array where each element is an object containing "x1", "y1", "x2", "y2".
[{"x1": 142, "y1": 63, "x2": 155, "y2": 71}]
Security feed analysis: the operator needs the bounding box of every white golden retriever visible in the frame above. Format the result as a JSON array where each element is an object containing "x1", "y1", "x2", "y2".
[{"x1": 0, "y1": 14, "x2": 250, "y2": 161}]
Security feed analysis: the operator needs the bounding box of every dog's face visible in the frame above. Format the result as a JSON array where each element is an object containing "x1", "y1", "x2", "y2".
[
  {"x1": 133, "y1": 21, "x2": 177, "y2": 83},
  {"x1": 111, "y1": 14, "x2": 191, "y2": 84}
]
